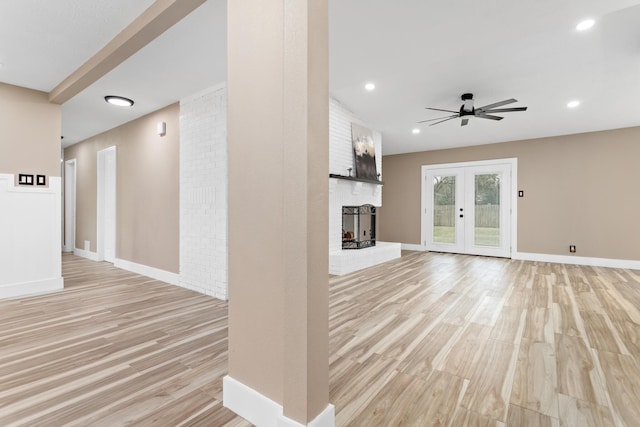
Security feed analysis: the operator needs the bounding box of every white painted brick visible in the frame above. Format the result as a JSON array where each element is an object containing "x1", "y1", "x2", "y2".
[
  {"x1": 179, "y1": 92, "x2": 389, "y2": 291},
  {"x1": 179, "y1": 85, "x2": 228, "y2": 300},
  {"x1": 328, "y1": 97, "x2": 384, "y2": 255}
]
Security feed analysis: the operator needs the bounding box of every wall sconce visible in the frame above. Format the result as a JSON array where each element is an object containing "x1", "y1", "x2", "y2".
[{"x1": 157, "y1": 121, "x2": 166, "y2": 136}]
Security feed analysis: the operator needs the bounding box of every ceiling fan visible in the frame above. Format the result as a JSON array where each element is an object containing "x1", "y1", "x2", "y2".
[{"x1": 419, "y1": 93, "x2": 528, "y2": 126}]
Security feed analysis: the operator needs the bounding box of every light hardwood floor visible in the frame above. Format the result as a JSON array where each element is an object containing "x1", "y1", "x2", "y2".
[{"x1": 2, "y1": 252, "x2": 640, "y2": 426}]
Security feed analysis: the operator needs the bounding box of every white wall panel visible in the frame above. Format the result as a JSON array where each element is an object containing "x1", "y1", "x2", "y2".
[{"x1": 0, "y1": 174, "x2": 63, "y2": 298}]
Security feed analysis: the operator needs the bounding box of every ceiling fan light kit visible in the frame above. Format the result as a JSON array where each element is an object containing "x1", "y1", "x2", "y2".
[{"x1": 419, "y1": 93, "x2": 528, "y2": 127}]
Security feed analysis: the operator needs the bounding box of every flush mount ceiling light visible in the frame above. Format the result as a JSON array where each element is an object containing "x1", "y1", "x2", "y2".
[
  {"x1": 365, "y1": 83, "x2": 375, "y2": 91},
  {"x1": 412, "y1": 128, "x2": 421, "y2": 134},
  {"x1": 576, "y1": 19, "x2": 595, "y2": 31},
  {"x1": 567, "y1": 100, "x2": 580, "y2": 108},
  {"x1": 105, "y1": 95, "x2": 134, "y2": 107}
]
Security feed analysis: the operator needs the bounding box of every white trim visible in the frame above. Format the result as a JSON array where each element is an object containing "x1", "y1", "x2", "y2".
[
  {"x1": 224, "y1": 376, "x2": 282, "y2": 427},
  {"x1": 73, "y1": 247, "x2": 99, "y2": 261},
  {"x1": 511, "y1": 160, "x2": 518, "y2": 258},
  {"x1": 421, "y1": 158, "x2": 517, "y2": 258},
  {"x1": 401, "y1": 243, "x2": 427, "y2": 251},
  {"x1": 513, "y1": 252, "x2": 640, "y2": 270},
  {"x1": 0, "y1": 277, "x2": 64, "y2": 299},
  {"x1": 97, "y1": 146, "x2": 117, "y2": 262},
  {"x1": 114, "y1": 258, "x2": 180, "y2": 286},
  {"x1": 224, "y1": 376, "x2": 335, "y2": 427},
  {"x1": 277, "y1": 405, "x2": 335, "y2": 427},
  {"x1": 64, "y1": 159, "x2": 77, "y2": 252}
]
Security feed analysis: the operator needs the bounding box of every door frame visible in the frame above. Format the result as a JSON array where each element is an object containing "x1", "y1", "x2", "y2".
[
  {"x1": 64, "y1": 159, "x2": 77, "y2": 252},
  {"x1": 97, "y1": 146, "x2": 117, "y2": 262},
  {"x1": 421, "y1": 158, "x2": 518, "y2": 257}
]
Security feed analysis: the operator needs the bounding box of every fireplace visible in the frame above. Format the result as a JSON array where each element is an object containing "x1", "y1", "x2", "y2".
[{"x1": 342, "y1": 204, "x2": 376, "y2": 249}]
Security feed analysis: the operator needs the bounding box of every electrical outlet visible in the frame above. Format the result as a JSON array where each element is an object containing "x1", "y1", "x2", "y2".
[{"x1": 569, "y1": 245, "x2": 576, "y2": 253}]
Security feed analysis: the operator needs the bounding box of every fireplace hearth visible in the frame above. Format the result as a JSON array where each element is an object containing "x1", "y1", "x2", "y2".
[{"x1": 342, "y1": 204, "x2": 376, "y2": 249}]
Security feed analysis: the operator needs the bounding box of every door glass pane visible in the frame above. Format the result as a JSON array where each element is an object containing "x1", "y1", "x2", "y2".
[
  {"x1": 474, "y1": 173, "x2": 500, "y2": 246},
  {"x1": 433, "y1": 175, "x2": 456, "y2": 243}
]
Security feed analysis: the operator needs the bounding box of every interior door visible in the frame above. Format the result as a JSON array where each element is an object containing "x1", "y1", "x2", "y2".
[
  {"x1": 424, "y1": 161, "x2": 512, "y2": 258},
  {"x1": 98, "y1": 146, "x2": 116, "y2": 263},
  {"x1": 64, "y1": 159, "x2": 76, "y2": 252}
]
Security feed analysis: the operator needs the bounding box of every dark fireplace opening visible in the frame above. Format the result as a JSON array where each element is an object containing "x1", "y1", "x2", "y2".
[{"x1": 342, "y1": 204, "x2": 376, "y2": 249}]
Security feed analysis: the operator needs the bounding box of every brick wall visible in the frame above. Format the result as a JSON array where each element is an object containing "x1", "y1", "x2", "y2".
[
  {"x1": 179, "y1": 85, "x2": 228, "y2": 300},
  {"x1": 178, "y1": 93, "x2": 381, "y2": 298}
]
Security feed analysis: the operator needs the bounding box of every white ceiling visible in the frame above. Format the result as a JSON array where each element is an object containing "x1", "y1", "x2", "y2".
[{"x1": 1, "y1": 0, "x2": 640, "y2": 154}]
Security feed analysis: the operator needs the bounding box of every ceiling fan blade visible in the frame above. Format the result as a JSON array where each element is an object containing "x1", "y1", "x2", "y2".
[
  {"x1": 417, "y1": 114, "x2": 459, "y2": 123},
  {"x1": 429, "y1": 116, "x2": 459, "y2": 126},
  {"x1": 461, "y1": 118, "x2": 469, "y2": 126},
  {"x1": 475, "y1": 114, "x2": 504, "y2": 121},
  {"x1": 477, "y1": 98, "x2": 517, "y2": 110},
  {"x1": 426, "y1": 107, "x2": 459, "y2": 113},
  {"x1": 481, "y1": 107, "x2": 528, "y2": 113}
]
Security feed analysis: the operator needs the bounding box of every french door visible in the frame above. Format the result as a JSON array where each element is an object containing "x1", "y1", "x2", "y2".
[{"x1": 422, "y1": 159, "x2": 515, "y2": 258}]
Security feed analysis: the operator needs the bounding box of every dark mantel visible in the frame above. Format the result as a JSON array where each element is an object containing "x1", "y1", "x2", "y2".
[{"x1": 329, "y1": 174, "x2": 383, "y2": 186}]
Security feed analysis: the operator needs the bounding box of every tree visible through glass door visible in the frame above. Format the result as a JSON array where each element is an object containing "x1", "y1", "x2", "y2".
[{"x1": 433, "y1": 175, "x2": 456, "y2": 244}]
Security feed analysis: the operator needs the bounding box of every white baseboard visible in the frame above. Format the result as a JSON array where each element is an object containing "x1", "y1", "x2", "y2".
[
  {"x1": 0, "y1": 277, "x2": 64, "y2": 299},
  {"x1": 513, "y1": 252, "x2": 640, "y2": 270},
  {"x1": 224, "y1": 376, "x2": 335, "y2": 427},
  {"x1": 224, "y1": 376, "x2": 281, "y2": 426},
  {"x1": 279, "y1": 405, "x2": 335, "y2": 427},
  {"x1": 401, "y1": 243, "x2": 427, "y2": 252},
  {"x1": 114, "y1": 258, "x2": 180, "y2": 286},
  {"x1": 73, "y1": 247, "x2": 99, "y2": 261}
]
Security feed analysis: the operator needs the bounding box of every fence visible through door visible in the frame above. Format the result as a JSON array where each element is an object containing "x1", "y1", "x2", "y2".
[{"x1": 422, "y1": 159, "x2": 516, "y2": 258}]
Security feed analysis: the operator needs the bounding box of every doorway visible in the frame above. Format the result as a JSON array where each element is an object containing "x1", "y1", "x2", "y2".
[
  {"x1": 97, "y1": 146, "x2": 117, "y2": 263},
  {"x1": 64, "y1": 159, "x2": 76, "y2": 252},
  {"x1": 422, "y1": 159, "x2": 516, "y2": 258}
]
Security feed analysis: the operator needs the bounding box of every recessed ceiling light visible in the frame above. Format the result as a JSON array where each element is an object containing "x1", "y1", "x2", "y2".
[
  {"x1": 412, "y1": 128, "x2": 421, "y2": 134},
  {"x1": 105, "y1": 95, "x2": 134, "y2": 107},
  {"x1": 365, "y1": 83, "x2": 375, "y2": 91},
  {"x1": 567, "y1": 100, "x2": 580, "y2": 108},
  {"x1": 576, "y1": 19, "x2": 595, "y2": 31}
]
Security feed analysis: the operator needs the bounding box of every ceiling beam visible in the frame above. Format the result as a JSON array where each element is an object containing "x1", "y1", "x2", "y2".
[{"x1": 49, "y1": 0, "x2": 206, "y2": 105}]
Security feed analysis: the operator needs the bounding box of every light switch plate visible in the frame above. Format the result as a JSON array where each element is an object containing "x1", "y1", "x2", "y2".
[{"x1": 18, "y1": 174, "x2": 34, "y2": 185}]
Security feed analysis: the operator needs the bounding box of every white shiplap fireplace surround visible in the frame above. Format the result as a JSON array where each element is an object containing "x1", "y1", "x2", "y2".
[{"x1": 329, "y1": 99, "x2": 401, "y2": 275}]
